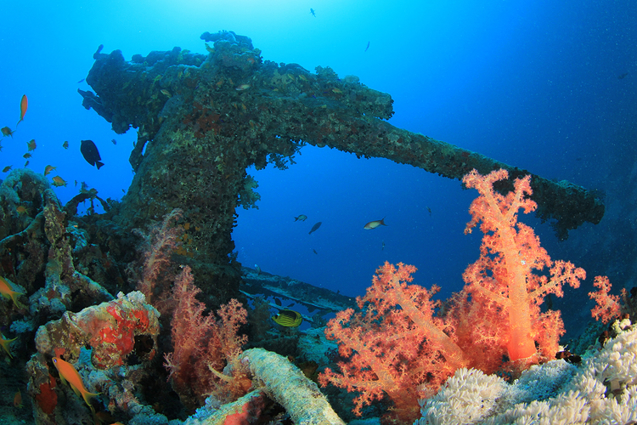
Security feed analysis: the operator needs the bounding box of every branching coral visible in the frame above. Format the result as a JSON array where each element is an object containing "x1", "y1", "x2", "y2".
[
  {"x1": 131, "y1": 208, "x2": 183, "y2": 315},
  {"x1": 320, "y1": 170, "x2": 612, "y2": 422},
  {"x1": 164, "y1": 266, "x2": 250, "y2": 409}
]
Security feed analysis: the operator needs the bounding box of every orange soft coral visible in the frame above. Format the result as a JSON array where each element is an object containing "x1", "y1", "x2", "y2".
[
  {"x1": 589, "y1": 275, "x2": 621, "y2": 324},
  {"x1": 321, "y1": 169, "x2": 614, "y2": 422},
  {"x1": 462, "y1": 169, "x2": 586, "y2": 362},
  {"x1": 320, "y1": 263, "x2": 472, "y2": 422}
]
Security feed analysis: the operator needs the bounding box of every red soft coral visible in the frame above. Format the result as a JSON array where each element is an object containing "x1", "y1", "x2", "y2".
[{"x1": 164, "y1": 266, "x2": 249, "y2": 409}]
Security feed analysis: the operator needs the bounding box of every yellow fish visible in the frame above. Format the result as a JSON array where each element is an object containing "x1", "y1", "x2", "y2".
[
  {"x1": 27, "y1": 139, "x2": 36, "y2": 151},
  {"x1": 16, "y1": 95, "x2": 28, "y2": 127},
  {"x1": 272, "y1": 309, "x2": 303, "y2": 327},
  {"x1": 52, "y1": 356, "x2": 99, "y2": 411},
  {"x1": 44, "y1": 165, "x2": 56, "y2": 176},
  {"x1": 0, "y1": 276, "x2": 24, "y2": 308},
  {"x1": 205, "y1": 43, "x2": 215, "y2": 53},
  {"x1": 363, "y1": 217, "x2": 387, "y2": 230},
  {"x1": 52, "y1": 176, "x2": 67, "y2": 187},
  {"x1": 0, "y1": 331, "x2": 17, "y2": 358}
]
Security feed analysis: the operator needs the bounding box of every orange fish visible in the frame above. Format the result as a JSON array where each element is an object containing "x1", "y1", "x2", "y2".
[
  {"x1": 16, "y1": 206, "x2": 27, "y2": 215},
  {"x1": 16, "y1": 95, "x2": 28, "y2": 127},
  {"x1": 27, "y1": 139, "x2": 36, "y2": 151},
  {"x1": 363, "y1": 217, "x2": 387, "y2": 230},
  {"x1": 0, "y1": 331, "x2": 17, "y2": 358},
  {"x1": 52, "y1": 176, "x2": 67, "y2": 187},
  {"x1": 52, "y1": 356, "x2": 99, "y2": 411},
  {"x1": 13, "y1": 389, "x2": 22, "y2": 408},
  {"x1": 0, "y1": 276, "x2": 24, "y2": 308},
  {"x1": 3, "y1": 165, "x2": 12, "y2": 173},
  {"x1": 44, "y1": 165, "x2": 56, "y2": 176}
]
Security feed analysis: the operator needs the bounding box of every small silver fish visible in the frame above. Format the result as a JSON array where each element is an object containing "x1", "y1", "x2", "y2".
[{"x1": 364, "y1": 218, "x2": 386, "y2": 230}]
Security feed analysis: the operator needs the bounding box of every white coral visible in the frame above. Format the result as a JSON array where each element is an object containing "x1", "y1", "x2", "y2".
[
  {"x1": 417, "y1": 368, "x2": 507, "y2": 425},
  {"x1": 415, "y1": 326, "x2": 637, "y2": 425}
]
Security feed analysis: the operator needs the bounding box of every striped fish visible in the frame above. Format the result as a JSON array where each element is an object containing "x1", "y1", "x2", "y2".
[{"x1": 272, "y1": 309, "x2": 303, "y2": 327}]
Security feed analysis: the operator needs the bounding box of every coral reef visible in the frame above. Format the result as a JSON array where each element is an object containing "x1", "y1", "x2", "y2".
[
  {"x1": 34, "y1": 291, "x2": 159, "y2": 368},
  {"x1": 28, "y1": 291, "x2": 160, "y2": 424},
  {"x1": 0, "y1": 29, "x2": 624, "y2": 425}
]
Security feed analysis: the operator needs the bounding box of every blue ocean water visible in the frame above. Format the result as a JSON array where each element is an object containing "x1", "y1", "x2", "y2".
[{"x1": 1, "y1": 0, "x2": 635, "y2": 337}]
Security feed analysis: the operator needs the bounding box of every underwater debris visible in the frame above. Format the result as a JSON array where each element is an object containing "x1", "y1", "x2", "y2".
[
  {"x1": 76, "y1": 33, "x2": 603, "y2": 307},
  {"x1": 240, "y1": 348, "x2": 345, "y2": 424}
]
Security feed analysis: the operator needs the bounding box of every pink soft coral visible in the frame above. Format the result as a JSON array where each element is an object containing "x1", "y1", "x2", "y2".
[
  {"x1": 132, "y1": 208, "x2": 184, "y2": 316},
  {"x1": 164, "y1": 266, "x2": 249, "y2": 409}
]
